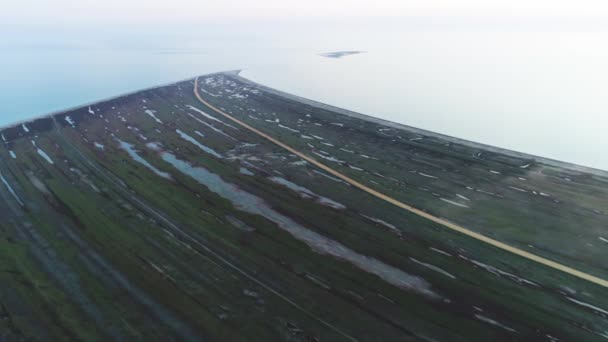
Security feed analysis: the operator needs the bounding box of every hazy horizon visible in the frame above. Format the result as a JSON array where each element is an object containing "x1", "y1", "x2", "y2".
[
  {"x1": 2, "y1": 3, "x2": 608, "y2": 170},
  {"x1": 2, "y1": 4, "x2": 608, "y2": 341}
]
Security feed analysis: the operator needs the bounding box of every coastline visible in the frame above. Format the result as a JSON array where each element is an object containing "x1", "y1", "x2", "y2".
[
  {"x1": 0, "y1": 76, "x2": 196, "y2": 132},
  {"x1": 231, "y1": 70, "x2": 608, "y2": 177},
  {"x1": 2, "y1": 70, "x2": 606, "y2": 177}
]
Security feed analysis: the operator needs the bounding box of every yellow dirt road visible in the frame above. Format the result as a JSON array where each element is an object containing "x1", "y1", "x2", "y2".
[{"x1": 193, "y1": 77, "x2": 608, "y2": 289}]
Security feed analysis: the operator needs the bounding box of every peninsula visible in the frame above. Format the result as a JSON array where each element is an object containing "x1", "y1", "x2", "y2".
[{"x1": 0, "y1": 71, "x2": 607, "y2": 341}]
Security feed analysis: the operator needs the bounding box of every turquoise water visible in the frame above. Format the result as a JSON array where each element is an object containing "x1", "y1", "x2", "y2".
[
  {"x1": 2, "y1": 22, "x2": 607, "y2": 170},
  {"x1": 0, "y1": 48, "x2": 265, "y2": 123}
]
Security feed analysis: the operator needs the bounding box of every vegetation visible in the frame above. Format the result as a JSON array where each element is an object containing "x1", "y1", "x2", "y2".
[{"x1": 0, "y1": 73, "x2": 606, "y2": 341}]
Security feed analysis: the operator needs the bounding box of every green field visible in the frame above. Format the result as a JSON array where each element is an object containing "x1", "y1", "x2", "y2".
[{"x1": 0, "y1": 72, "x2": 606, "y2": 341}]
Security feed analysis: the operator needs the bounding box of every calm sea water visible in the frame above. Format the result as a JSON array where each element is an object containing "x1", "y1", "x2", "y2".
[{"x1": 2, "y1": 21, "x2": 607, "y2": 170}]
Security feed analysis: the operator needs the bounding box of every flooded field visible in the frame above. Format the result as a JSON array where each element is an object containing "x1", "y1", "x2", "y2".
[{"x1": 0, "y1": 72, "x2": 607, "y2": 341}]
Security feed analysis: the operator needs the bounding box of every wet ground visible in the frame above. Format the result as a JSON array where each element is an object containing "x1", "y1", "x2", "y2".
[{"x1": 0, "y1": 72, "x2": 607, "y2": 341}]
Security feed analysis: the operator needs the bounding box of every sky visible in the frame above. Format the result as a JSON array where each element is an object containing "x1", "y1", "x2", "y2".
[
  {"x1": 2, "y1": 0, "x2": 607, "y2": 169},
  {"x1": 4, "y1": 0, "x2": 608, "y2": 27}
]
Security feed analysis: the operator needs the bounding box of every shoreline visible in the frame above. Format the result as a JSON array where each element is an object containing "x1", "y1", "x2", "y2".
[
  {"x1": 0, "y1": 76, "x2": 197, "y2": 132},
  {"x1": 2, "y1": 70, "x2": 606, "y2": 177},
  {"x1": 231, "y1": 70, "x2": 608, "y2": 177}
]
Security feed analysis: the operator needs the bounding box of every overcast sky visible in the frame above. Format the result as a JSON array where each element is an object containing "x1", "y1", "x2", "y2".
[
  {"x1": 4, "y1": 0, "x2": 608, "y2": 27},
  {"x1": 2, "y1": 1, "x2": 607, "y2": 168}
]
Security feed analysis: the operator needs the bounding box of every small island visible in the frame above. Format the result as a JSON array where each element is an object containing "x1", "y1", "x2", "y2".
[{"x1": 319, "y1": 50, "x2": 366, "y2": 58}]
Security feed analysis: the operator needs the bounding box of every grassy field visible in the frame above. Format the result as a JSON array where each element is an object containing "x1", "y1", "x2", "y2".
[{"x1": 0, "y1": 73, "x2": 606, "y2": 341}]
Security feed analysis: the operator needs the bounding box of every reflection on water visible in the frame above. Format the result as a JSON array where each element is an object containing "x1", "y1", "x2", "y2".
[{"x1": 159, "y1": 150, "x2": 440, "y2": 298}]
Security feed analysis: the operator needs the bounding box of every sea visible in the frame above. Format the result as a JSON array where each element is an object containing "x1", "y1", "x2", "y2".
[{"x1": 2, "y1": 19, "x2": 607, "y2": 170}]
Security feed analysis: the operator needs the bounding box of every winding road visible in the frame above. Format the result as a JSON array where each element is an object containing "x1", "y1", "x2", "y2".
[{"x1": 193, "y1": 76, "x2": 608, "y2": 289}]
